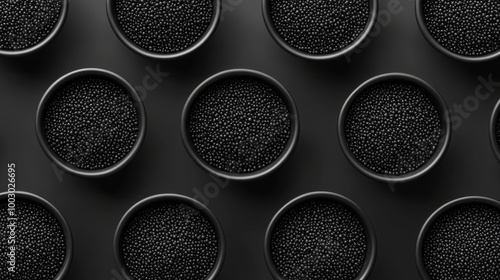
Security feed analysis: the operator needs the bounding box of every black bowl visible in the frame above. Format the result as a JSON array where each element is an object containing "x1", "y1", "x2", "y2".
[
  {"x1": 107, "y1": 0, "x2": 221, "y2": 59},
  {"x1": 114, "y1": 194, "x2": 225, "y2": 280},
  {"x1": 0, "y1": 191, "x2": 73, "y2": 280},
  {"x1": 415, "y1": 0, "x2": 500, "y2": 63},
  {"x1": 416, "y1": 196, "x2": 500, "y2": 280},
  {"x1": 490, "y1": 99, "x2": 500, "y2": 163},
  {"x1": 264, "y1": 191, "x2": 377, "y2": 280},
  {"x1": 338, "y1": 73, "x2": 451, "y2": 184},
  {"x1": 262, "y1": 0, "x2": 378, "y2": 60},
  {"x1": 181, "y1": 69, "x2": 300, "y2": 181},
  {"x1": 0, "y1": 0, "x2": 68, "y2": 56},
  {"x1": 35, "y1": 68, "x2": 147, "y2": 178}
]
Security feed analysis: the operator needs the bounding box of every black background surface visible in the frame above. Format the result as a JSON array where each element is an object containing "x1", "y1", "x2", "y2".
[{"x1": 1, "y1": 0, "x2": 500, "y2": 279}]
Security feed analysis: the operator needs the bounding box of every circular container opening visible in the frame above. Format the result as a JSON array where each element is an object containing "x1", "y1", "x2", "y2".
[
  {"x1": 262, "y1": 0, "x2": 378, "y2": 60},
  {"x1": 0, "y1": 191, "x2": 73, "y2": 280},
  {"x1": 416, "y1": 0, "x2": 500, "y2": 62},
  {"x1": 114, "y1": 194, "x2": 225, "y2": 280},
  {"x1": 181, "y1": 69, "x2": 300, "y2": 181},
  {"x1": 264, "y1": 191, "x2": 376, "y2": 280},
  {"x1": 338, "y1": 73, "x2": 451, "y2": 184},
  {"x1": 490, "y1": 99, "x2": 500, "y2": 163},
  {"x1": 416, "y1": 196, "x2": 500, "y2": 280},
  {"x1": 35, "y1": 68, "x2": 147, "y2": 178},
  {"x1": 0, "y1": 0, "x2": 68, "y2": 56},
  {"x1": 107, "y1": 0, "x2": 221, "y2": 59}
]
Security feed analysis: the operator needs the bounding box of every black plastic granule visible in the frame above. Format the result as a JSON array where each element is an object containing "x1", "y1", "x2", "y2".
[
  {"x1": 0, "y1": 0, "x2": 62, "y2": 51},
  {"x1": 271, "y1": 199, "x2": 367, "y2": 280},
  {"x1": 269, "y1": 0, "x2": 370, "y2": 55},
  {"x1": 423, "y1": 0, "x2": 500, "y2": 57},
  {"x1": 114, "y1": 0, "x2": 213, "y2": 54},
  {"x1": 422, "y1": 203, "x2": 500, "y2": 280},
  {"x1": 188, "y1": 77, "x2": 292, "y2": 173},
  {"x1": 43, "y1": 76, "x2": 139, "y2": 170},
  {"x1": 0, "y1": 199, "x2": 66, "y2": 280},
  {"x1": 344, "y1": 81, "x2": 442, "y2": 176},
  {"x1": 121, "y1": 202, "x2": 218, "y2": 280}
]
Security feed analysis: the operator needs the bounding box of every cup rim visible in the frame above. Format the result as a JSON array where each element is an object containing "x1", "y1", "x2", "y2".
[
  {"x1": 113, "y1": 193, "x2": 225, "y2": 280},
  {"x1": 0, "y1": 191, "x2": 73, "y2": 280},
  {"x1": 261, "y1": 0, "x2": 378, "y2": 60},
  {"x1": 263, "y1": 191, "x2": 377, "y2": 280},
  {"x1": 180, "y1": 68, "x2": 300, "y2": 181},
  {"x1": 35, "y1": 68, "x2": 147, "y2": 178},
  {"x1": 337, "y1": 72, "x2": 452, "y2": 184},
  {"x1": 489, "y1": 99, "x2": 500, "y2": 163},
  {"x1": 0, "y1": 0, "x2": 69, "y2": 56},
  {"x1": 106, "y1": 0, "x2": 221, "y2": 59},
  {"x1": 415, "y1": 0, "x2": 500, "y2": 63},
  {"x1": 415, "y1": 196, "x2": 500, "y2": 280}
]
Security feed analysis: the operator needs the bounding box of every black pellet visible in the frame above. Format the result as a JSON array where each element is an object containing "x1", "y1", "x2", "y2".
[
  {"x1": 0, "y1": 199, "x2": 66, "y2": 280},
  {"x1": 423, "y1": 0, "x2": 500, "y2": 57},
  {"x1": 188, "y1": 77, "x2": 292, "y2": 173},
  {"x1": 422, "y1": 203, "x2": 500, "y2": 280},
  {"x1": 43, "y1": 76, "x2": 139, "y2": 170},
  {"x1": 114, "y1": 0, "x2": 213, "y2": 54},
  {"x1": 344, "y1": 81, "x2": 442, "y2": 176},
  {"x1": 0, "y1": 0, "x2": 62, "y2": 51},
  {"x1": 269, "y1": 0, "x2": 370, "y2": 55},
  {"x1": 121, "y1": 202, "x2": 218, "y2": 280},
  {"x1": 271, "y1": 199, "x2": 367, "y2": 280}
]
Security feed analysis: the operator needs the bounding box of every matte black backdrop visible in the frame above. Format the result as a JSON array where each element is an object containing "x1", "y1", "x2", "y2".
[{"x1": 1, "y1": 0, "x2": 500, "y2": 279}]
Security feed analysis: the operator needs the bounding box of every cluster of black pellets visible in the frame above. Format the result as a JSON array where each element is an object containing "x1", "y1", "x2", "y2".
[
  {"x1": 0, "y1": 0, "x2": 62, "y2": 51},
  {"x1": 188, "y1": 77, "x2": 292, "y2": 173},
  {"x1": 271, "y1": 199, "x2": 368, "y2": 280},
  {"x1": 0, "y1": 199, "x2": 66, "y2": 280},
  {"x1": 114, "y1": 0, "x2": 213, "y2": 54},
  {"x1": 423, "y1": 0, "x2": 500, "y2": 56},
  {"x1": 121, "y1": 202, "x2": 218, "y2": 280},
  {"x1": 269, "y1": 0, "x2": 370, "y2": 55},
  {"x1": 344, "y1": 81, "x2": 442, "y2": 176},
  {"x1": 422, "y1": 203, "x2": 500, "y2": 280},
  {"x1": 43, "y1": 76, "x2": 139, "y2": 170}
]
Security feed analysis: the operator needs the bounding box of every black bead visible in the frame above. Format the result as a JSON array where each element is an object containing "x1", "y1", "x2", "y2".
[
  {"x1": 0, "y1": 199, "x2": 66, "y2": 280},
  {"x1": 121, "y1": 202, "x2": 218, "y2": 280},
  {"x1": 188, "y1": 77, "x2": 292, "y2": 174},
  {"x1": 270, "y1": 199, "x2": 368, "y2": 280},
  {"x1": 0, "y1": 0, "x2": 62, "y2": 51},
  {"x1": 43, "y1": 76, "x2": 140, "y2": 170},
  {"x1": 423, "y1": 0, "x2": 500, "y2": 56},
  {"x1": 422, "y1": 203, "x2": 500, "y2": 280},
  {"x1": 270, "y1": 0, "x2": 370, "y2": 54},
  {"x1": 115, "y1": 0, "x2": 213, "y2": 54},
  {"x1": 344, "y1": 81, "x2": 442, "y2": 176}
]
